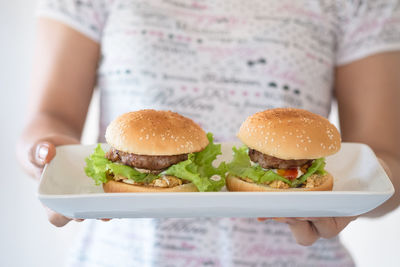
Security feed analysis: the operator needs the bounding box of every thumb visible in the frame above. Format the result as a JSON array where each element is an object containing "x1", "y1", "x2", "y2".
[
  {"x1": 29, "y1": 141, "x2": 56, "y2": 168},
  {"x1": 29, "y1": 135, "x2": 80, "y2": 167},
  {"x1": 33, "y1": 142, "x2": 55, "y2": 166}
]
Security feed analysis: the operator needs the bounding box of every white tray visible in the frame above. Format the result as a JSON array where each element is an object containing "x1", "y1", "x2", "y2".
[{"x1": 38, "y1": 143, "x2": 394, "y2": 218}]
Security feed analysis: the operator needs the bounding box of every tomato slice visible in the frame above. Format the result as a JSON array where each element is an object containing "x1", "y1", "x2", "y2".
[{"x1": 277, "y1": 168, "x2": 298, "y2": 181}]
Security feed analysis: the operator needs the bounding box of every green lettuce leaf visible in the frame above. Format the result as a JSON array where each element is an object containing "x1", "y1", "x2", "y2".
[
  {"x1": 84, "y1": 144, "x2": 109, "y2": 185},
  {"x1": 84, "y1": 144, "x2": 157, "y2": 185},
  {"x1": 163, "y1": 133, "x2": 227, "y2": 192},
  {"x1": 291, "y1": 157, "x2": 326, "y2": 187},
  {"x1": 106, "y1": 163, "x2": 158, "y2": 184},
  {"x1": 226, "y1": 146, "x2": 292, "y2": 186}
]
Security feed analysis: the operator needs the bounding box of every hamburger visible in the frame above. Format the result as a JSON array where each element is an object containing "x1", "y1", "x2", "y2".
[
  {"x1": 84, "y1": 110, "x2": 226, "y2": 192},
  {"x1": 226, "y1": 108, "x2": 341, "y2": 191}
]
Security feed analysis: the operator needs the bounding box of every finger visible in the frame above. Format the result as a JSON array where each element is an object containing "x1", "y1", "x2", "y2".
[
  {"x1": 47, "y1": 212, "x2": 72, "y2": 227},
  {"x1": 73, "y1": 219, "x2": 84, "y2": 222},
  {"x1": 100, "y1": 218, "x2": 111, "y2": 222},
  {"x1": 305, "y1": 216, "x2": 357, "y2": 239},
  {"x1": 257, "y1": 217, "x2": 271, "y2": 222},
  {"x1": 44, "y1": 206, "x2": 72, "y2": 227},
  {"x1": 275, "y1": 218, "x2": 320, "y2": 246},
  {"x1": 30, "y1": 134, "x2": 81, "y2": 166},
  {"x1": 28, "y1": 136, "x2": 80, "y2": 179},
  {"x1": 29, "y1": 141, "x2": 55, "y2": 168},
  {"x1": 29, "y1": 141, "x2": 56, "y2": 180}
]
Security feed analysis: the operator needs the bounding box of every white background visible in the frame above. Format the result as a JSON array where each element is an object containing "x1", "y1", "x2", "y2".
[{"x1": 0, "y1": 1, "x2": 399, "y2": 266}]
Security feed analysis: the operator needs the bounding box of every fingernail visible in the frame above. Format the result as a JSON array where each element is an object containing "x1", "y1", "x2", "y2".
[{"x1": 36, "y1": 143, "x2": 49, "y2": 164}]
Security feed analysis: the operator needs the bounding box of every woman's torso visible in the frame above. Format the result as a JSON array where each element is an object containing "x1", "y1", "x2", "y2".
[
  {"x1": 73, "y1": 0, "x2": 353, "y2": 266},
  {"x1": 97, "y1": 0, "x2": 338, "y2": 142}
]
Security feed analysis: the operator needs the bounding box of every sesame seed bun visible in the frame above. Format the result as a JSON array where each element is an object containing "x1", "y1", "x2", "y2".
[
  {"x1": 226, "y1": 173, "x2": 334, "y2": 192},
  {"x1": 103, "y1": 180, "x2": 199, "y2": 193},
  {"x1": 237, "y1": 108, "x2": 341, "y2": 160},
  {"x1": 105, "y1": 110, "x2": 209, "y2": 155}
]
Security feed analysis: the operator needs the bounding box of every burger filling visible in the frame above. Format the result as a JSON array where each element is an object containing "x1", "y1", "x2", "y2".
[
  {"x1": 227, "y1": 146, "x2": 327, "y2": 188},
  {"x1": 105, "y1": 148, "x2": 190, "y2": 188},
  {"x1": 84, "y1": 133, "x2": 227, "y2": 192},
  {"x1": 113, "y1": 173, "x2": 187, "y2": 188}
]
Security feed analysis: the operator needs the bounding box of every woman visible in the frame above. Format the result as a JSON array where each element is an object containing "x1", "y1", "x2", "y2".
[{"x1": 18, "y1": 0, "x2": 400, "y2": 266}]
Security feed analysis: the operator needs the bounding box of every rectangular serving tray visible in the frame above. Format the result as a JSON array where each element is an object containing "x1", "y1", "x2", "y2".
[{"x1": 38, "y1": 142, "x2": 394, "y2": 218}]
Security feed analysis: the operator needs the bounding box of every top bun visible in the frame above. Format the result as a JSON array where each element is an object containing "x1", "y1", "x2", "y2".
[
  {"x1": 237, "y1": 108, "x2": 341, "y2": 160},
  {"x1": 105, "y1": 110, "x2": 209, "y2": 155}
]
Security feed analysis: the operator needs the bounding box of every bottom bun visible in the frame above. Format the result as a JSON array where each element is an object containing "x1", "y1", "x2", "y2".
[
  {"x1": 103, "y1": 180, "x2": 199, "y2": 193},
  {"x1": 226, "y1": 173, "x2": 334, "y2": 192}
]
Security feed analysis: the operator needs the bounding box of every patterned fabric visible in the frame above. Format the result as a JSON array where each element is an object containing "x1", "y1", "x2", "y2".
[
  {"x1": 36, "y1": 0, "x2": 400, "y2": 266},
  {"x1": 68, "y1": 219, "x2": 354, "y2": 267}
]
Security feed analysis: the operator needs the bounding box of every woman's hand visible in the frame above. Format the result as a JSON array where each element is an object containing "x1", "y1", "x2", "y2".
[
  {"x1": 27, "y1": 136, "x2": 80, "y2": 180},
  {"x1": 258, "y1": 216, "x2": 357, "y2": 246},
  {"x1": 19, "y1": 134, "x2": 112, "y2": 226},
  {"x1": 17, "y1": 18, "x2": 101, "y2": 227},
  {"x1": 20, "y1": 134, "x2": 81, "y2": 227}
]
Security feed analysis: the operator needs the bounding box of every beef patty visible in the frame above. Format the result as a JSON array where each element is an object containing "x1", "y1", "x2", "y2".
[
  {"x1": 248, "y1": 148, "x2": 312, "y2": 169},
  {"x1": 106, "y1": 148, "x2": 188, "y2": 170}
]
